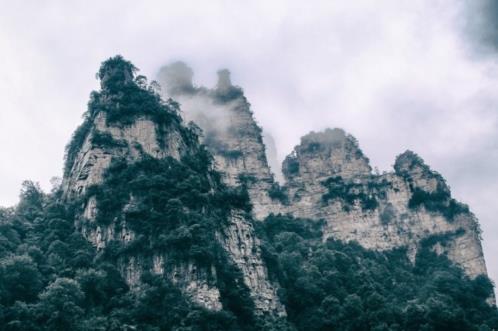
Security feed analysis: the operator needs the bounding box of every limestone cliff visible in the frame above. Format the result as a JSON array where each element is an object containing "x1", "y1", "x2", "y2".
[
  {"x1": 63, "y1": 56, "x2": 285, "y2": 317},
  {"x1": 158, "y1": 63, "x2": 489, "y2": 283},
  {"x1": 62, "y1": 100, "x2": 223, "y2": 309},
  {"x1": 281, "y1": 129, "x2": 487, "y2": 279},
  {"x1": 157, "y1": 63, "x2": 287, "y2": 314},
  {"x1": 64, "y1": 56, "x2": 492, "y2": 321},
  {"x1": 158, "y1": 63, "x2": 283, "y2": 219}
]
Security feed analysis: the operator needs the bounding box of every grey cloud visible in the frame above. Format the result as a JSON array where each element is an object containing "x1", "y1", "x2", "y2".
[{"x1": 462, "y1": 0, "x2": 498, "y2": 53}]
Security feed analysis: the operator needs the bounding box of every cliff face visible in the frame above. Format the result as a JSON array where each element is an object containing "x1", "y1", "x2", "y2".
[
  {"x1": 158, "y1": 64, "x2": 488, "y2": 282},
  {"x1": 63, "y1": 110, "x2": 223, "y2": 310},
  {"x1": 158, "y1": 63, "x2": 283, "y2": 220},
  {"x1": 281, "y1": 130, "x2": 487, "y2": 278},
  {"x1": 63, "y1": 57, "x2": 285, "y2": 317},
  {"x1": 156, "y1": 64, "x2": 286, "y2": 315},
  {"x1": 64, "y1": 57, "x2": 492, "y2": 322}
]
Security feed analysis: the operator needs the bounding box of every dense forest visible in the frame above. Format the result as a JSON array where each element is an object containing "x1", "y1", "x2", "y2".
[{"x1": 0, "y1": 56, "x2": 497, "y2": 330}]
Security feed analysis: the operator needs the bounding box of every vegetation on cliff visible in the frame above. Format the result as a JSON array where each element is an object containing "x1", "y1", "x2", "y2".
[
  {"x1": 1, "y1": 56, "x2": 496, "y2": 331},
  {"x1": 0, "y1": 182, "x2": 252, "y2": 330},
  {"x1": 1, "y1": 184, "x2": 497, "y2": 330},
  {"x1": 255, "y1": 214, "x2": 498, "y2": 331},
  {"x1": 63, "y1": 55, "x2": 187, "y2": 176}
]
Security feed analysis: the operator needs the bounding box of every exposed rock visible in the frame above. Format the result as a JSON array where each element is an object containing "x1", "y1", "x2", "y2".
[
  {"x1": 220, "y1": 211, "x2": 286, "y2": 315},
  {"x1": 158, "y1": 64, "x2": 284, "y2": 220},
  {"x1": 283, "y1": 128, "x2": 371, "y2": 182},
  {"x1": 63, "y1": 108, "x2": 224, "y2": 310},
  {"x1": 64, "y1": 59, "x2": 493, "y2": 317},
  {"x1": 157, "y1": 64, "x2": 287, "y2": 314},
  {"x1": 158, "y1": 63, "x2": 491, "y2": 298},
  {"x1": 157, "y1": 61, "x2": 196, "y2": 96},
  {"x1": 62, "y1": 112, "x2": 187, "y2": 199},
  {"x1": 280, "y1": 130, "x2": 488, "y2": 279}
]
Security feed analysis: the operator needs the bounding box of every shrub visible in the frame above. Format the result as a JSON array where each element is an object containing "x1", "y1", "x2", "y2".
[
  {"x1": 90, "y1": 131, "x2": 127, "y2": 149},
  {"x1": 268, "y1": 183, "x2": 289, "y2": 204},
  {"x1": 322, "y1": 176, "x2": 379, "y2": 211},
  {"x1": 408, "y1": 187, "x2": 469, "y2": 221},
  {"x1": 380, "y1": 204, "x2": 396, "y2": 225}
]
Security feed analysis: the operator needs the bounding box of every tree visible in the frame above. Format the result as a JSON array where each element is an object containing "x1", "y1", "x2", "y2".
[
  {"x1": 17, "y1": 181, "x2": 44, "y2": 221},
  {"x1": 0, "y1": 255, "x2": 42, "y2": 305},
  {"x1": 37, "y1": 278, "x2": 84, "y2": 331}
]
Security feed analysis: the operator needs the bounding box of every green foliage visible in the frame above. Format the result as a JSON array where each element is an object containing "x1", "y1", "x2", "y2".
[
  {"x1": 283, "y1": 154, "x2": 299, "y2": 176},
  {"x1": 322, "y1": 176, "x2": 379, "y2": 211},
  {"x1": 394, "y1": 151, "x2": 468, "y2": 222},
  {"x1": 394, "y1": 150, "x2": 429, "y2": 176},
  {"x1": 0, "y1": 255, "x2": 43, "y2": 305},
  {"x1": 380, "y1": 204, "x2": 396, "y2": 225},
  {"x1": 37, "y1": 278, "x2": 85, "y2": 331},
  {"x1": 63, "y1": 114, "x2": 93, "y2": 176},
  {"x1": 0, "y1": 178, "x2": 256, "y2": 330},
  {"x1": 10, "y1": 55, "x2": 496, "y2": 331},
  {"x1": 408, "y1": 186, "x2": 469, "y2": 221},
  {"x1": 97, "y1": 55, "x2": 137, "y2": 92},
  {"x1": 212, "y1": 85, "x2": 244, "y2": 102},
  {"x1": 256, "y1": 214, "x2": 498, "y2": 331},
  {"x1": 90, "y1": 131, "x2": 127, "y2": 149},
  {"x1": 268, "y1": 183, "x2": 289, "y2": 204},
  {"x1": 1, "y1": 171, "x2": 496, "y2": 331},
  {"x1": 78, "y1": 141, "x2": 257, "y2": 329},
  {"x1": 237, "y1": 173, "x2": 257, "y2": 186},
  {"x1": 16, "y1": 181, "x2": 45, "y2": 221},
  {"x1": 85, "y1": 153, "x2": 250, "y2": 265}
]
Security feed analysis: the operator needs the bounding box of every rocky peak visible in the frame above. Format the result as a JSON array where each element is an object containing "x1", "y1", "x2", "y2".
[
  {"x1": 394, "y1": 150, "x2": 449, "y2": 194},
  {"x1": 394, "y1": 150, "x2": 425, "y2": 172},
  {"x1": 283, "y1": 128, "x2": 372, "y2": 184},
  {"x1": 216, "y1": 69, "x2": 232, "y2": 92},
  {"x1": 62, "y1": 56, "x2": 192, "y2": 200},
  {"x1": 62, "y1": 56, "x2": 286, "y2": 317},
  {"x1": 156, "y1": 62, "x2": 280, "y2": 219},
  {"x1": 276, "y1": 129, "x2": 488, "y2": 282},
  {"x1": 97, "y1": 55, "x2": 136, "y2": 91},
  {"x1": 157, "y1": 61, "x2": 196, "y2": 96}
]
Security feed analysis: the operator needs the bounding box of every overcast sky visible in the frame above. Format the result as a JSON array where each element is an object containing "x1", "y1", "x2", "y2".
[{"x1": 1, "y1": 0, "x2": 498, "y2": 287}]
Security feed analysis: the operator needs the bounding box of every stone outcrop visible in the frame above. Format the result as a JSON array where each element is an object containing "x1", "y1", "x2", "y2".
[
  {"x1": 64, "y1": 62, "x2": 286, "y2": 316},
  {"x1": 63, "y1": 112, "x2": 187, "y2": 199},
  {"x1": 158, "y1": 64, "x2": 489, "y2": 282},
  {"x1": 281, "y1": 132, "x2": 486, "y2": 278},
  {"x1": 158, "y1": 63, "x2": 283, "y2": 220},
  {"x1": 221, "y1": 211, "x2": 286, "y2": 316},
  {"x1": 157, "y1": 64, "x2": 288, "y2": 314},
  {"x1": 64, "y1": 58, "x2": 492, "y2": 317},
  {"x1": 62, "y1": 109, "x2": 224, "y2": 310}
]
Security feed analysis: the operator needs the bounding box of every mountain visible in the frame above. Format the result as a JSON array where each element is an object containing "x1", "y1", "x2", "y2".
[
  {"x1": 0, "y1": 56, "x2": 496, "y2": 330},
  {"x1": 158, "y1": 62, "x2": 487, "y2": 280}
]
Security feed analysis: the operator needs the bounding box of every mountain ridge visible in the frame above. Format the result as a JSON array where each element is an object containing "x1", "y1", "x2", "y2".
[
  {"x1": 158, "y1": 60, "x2": 488, "y2": 280},
  {"x1": 0, "y1": 55, "x2": 496, "y2": 330}
]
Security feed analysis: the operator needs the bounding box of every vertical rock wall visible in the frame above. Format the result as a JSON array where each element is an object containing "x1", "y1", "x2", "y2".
[
  {"x1": 63, "y1": 111, "x2": 223, "y2": 311},
  {"x1": 158, "y1": 63, "x2": 490, "y2": 283},
  {"x1": 280, "y1": 130, "x2": 488, "y2": 279},
  {"x1": 158, "y1": 64, "x2": 287, "y2": 315}
]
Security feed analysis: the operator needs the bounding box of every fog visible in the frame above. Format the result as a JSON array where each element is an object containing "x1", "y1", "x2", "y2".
[{"x1": 1, "y1": 0, "x2": 498, "y2": 287}]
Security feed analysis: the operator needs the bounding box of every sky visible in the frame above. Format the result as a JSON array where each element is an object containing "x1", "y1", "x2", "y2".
[{"x1": 1, "y1": 0, "x2": 498, "y2": 287}]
